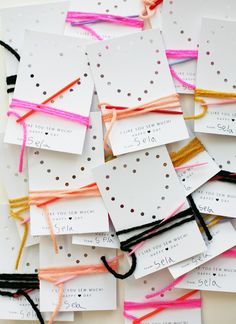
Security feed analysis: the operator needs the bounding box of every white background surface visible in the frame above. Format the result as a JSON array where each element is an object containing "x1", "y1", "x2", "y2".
[{"x1": 0, "y1": 0, "x2": 236, "y2": 323}]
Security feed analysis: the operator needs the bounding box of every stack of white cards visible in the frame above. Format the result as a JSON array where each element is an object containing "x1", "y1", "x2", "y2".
[{"x1": 0, "y1": 1, "x2": 236, "y2": 323}]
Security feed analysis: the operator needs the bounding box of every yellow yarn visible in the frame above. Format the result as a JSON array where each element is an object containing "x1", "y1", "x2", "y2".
[
  {"x1": 170, "y1": 137, "x2": 205, "y2": 167},
  {"x1": 195, "y1": 88, "x2": 236, "y2": 98},
  {"x1": 199, "y1": 216, "x2": 223, "y2": 233},
  {"x1": 184, "y1": 88, "x2": 236, "y2": 120},
  {"x1": 8, "y1": 196, "x2": 29, "y2": 270},
  {"x1": 206, "y1": 216, "x2": 223, "y2": 229}
]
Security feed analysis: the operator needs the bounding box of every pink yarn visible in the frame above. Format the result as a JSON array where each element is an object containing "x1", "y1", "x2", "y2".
[
  {"x1": 200, "y1": 98, "x2": 236, "y2": 106},
  {"x1": 169, "y1": 66, "x2": 196, "y2": 90},
  {"x1": 124, "y1": 298, "x2": 201, "y2": 310},
  {"x1": 109, "y1": 201, "x2": 186, "y2": 264},
  {"x1": 166, "y1": 49, "x2": 198, "y2": 59},
  {"x1": 55, "y1": 275, "x2": 77, "y2": 285},
  {"x1": 66, "y1": 11, "x2": 144, "y2": 28},
  {"x1": 20, "y1": 216, "x2": 30, "y2": 224},
  {"x1": 145, "y1": 274, "x2": 187, "y2": 299},
  {"x1": 7, "y1": 110, "x2": 27, "y2": 173},
  {"x1": 175, "y1": 162, "x2": 208, "y2": 171},
  {"x1": 10, "y1": 98, "x2": 89, "y2": 127},
  {"x1": 127, "y1": 201, "x2": 185, "y2": 255},
  {"x1": 166, "y1": 49, "x2": 198, "y2": 90},
  {"x1": 78, "y1": 24, "x2": 104, "y2": 40},
  {"x1": 222, "y1": 247, "x2": 236, "y2": 258},
  {"x1": 123, "y1": 310, "x2": 137, "y2": 320}
]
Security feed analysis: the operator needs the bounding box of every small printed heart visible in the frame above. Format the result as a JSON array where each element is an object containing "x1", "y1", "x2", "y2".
[
  {"x1": 69, "y1": 217, "x2": 72, "y2": 220},
  {"x1": 216, "y1": 198, "x2": 219, "y2": 202},
  {"x1": 213, "y1": 273, "x2": 216, "y2": 276},
  {"x1": 232, "y1": 119, "x2": 235, "y2": 122},
  {"x1": 147, "y1": 130, "x2": 151, "y2": 134},
  {"x1": 78, "y1": 294, "x2": 81, "y2": 297},
  {"x1": 165, "y1": 247, "x2": 169, "y2": 251},
  {"x1": 45, "y1": 132, "x2": 48, "y2": 135},
  {"x1": 182, "y1": 179, "x2": 185, "y2": 182}
]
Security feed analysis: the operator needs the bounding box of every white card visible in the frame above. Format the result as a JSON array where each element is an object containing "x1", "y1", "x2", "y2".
[
  {"x1": 0, "y1": 290, "x2": 74, "y2": 322},
  {"x1": 0, "y1": 204, "x2": 39, "y2": 273},
  {"x1": 87, "y1": 28, "x2": 188, "y2": 155},
  {"x1": 176, "y1": 254, "x2": 236, "y2": 293},
  {"x1": 162, "y1": 0, "x2": 200, "y2": 94},
  {"x1": 162, "y1": 0, "x2": 236, "y2": 94},
  {"x1": 0, "y1": 204, "x2": 73, "y2": 321},
  {"x1": 0, "y1": 141, "x2": 39, "y2": 247},
  {"x1": 28, "y1": 112, "x2": 109, "y2": 236},
  {"x1": 4, "y1": 30, "x2": 94, "y2": 155},
  {"x1": 129, "y1": 219, "x2": 206, "y2": 279},
  {"x1": 193, "y1": 133, "x2": 236, "y2": 217},
  {"x1": 39, "y1": 236, "x2": 117, "y2": 312},
  {"x1": 1, "y1": 2, "x2": 69, "y2": 91},
  {"x1": 169, "y1": 222, "x2": 236, "y2": 278},
  {"x1": 167, "y1": 134, "x2": 220, "y2": 195},
  {"x1": 64, "y1": 0, "x2": 143, "y2": 40},
  {"x1": 125, "y1": 269, "x2": 201, "y2": 324},
  {"x1": 93, "y1": 146, "x2": 206, "y2": 278},
  {"x1": 72, "y1": 223, "x2": 119, "y2": 249},
  {"x1": 195, "y1": 18, "x2": 236, "y2": 136}
]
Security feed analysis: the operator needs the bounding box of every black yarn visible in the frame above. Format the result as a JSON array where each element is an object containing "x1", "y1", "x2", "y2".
[
  {"x1": 0, "y1": 273, "x2": 44, "y2": 323},
  {"x1": 0, "y1": 40, "x2": 20, "y2": 92},
  {"x1": 101, "y1": 247, "x2": 137, "y2": 280},
  {"x1": 6, "y1": 75, "x2": 17, "y2": 85},
  {"x1": 187, "y1": 194, "x2": 212, "y2": 241},
  {"x1": 7, "y1": 87, "x2": 15, "y2": 93},
  {"x1": 101, "y1": 208, "x2": 195, "y2": 280},
  {"x1": 0, "y1": 274, "x2": 38, "y2": 280},
  {"x1": 0, "y1": 40, "x2": 20, "y2": 61},
  {"x1": 117, "y1": 208, "x2": 193, "y2": 236},
  {"x1": 120, "y1": 215, "x2": 195, "y2": 250},
  {"x1": 0, "y1": 290, "x2": 15, "y2": 297},
  {"x1": 212, "y1": 170, "x2": 236, "y2": 184},
  {"x1": 0, "y1": 281, "x2": 39, "y2": 289},
  {"x1": 18, "y1": 289, "x2": 44, "y2": 324}
]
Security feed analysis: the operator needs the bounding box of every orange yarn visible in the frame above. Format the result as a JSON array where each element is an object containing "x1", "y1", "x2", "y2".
[
  {"x1": 39, "y1": 260, "x2": 117, "y2": 324},
  {"x1": 29, "y1": 182, "x2": 100, "y2": 207},
  {"x1": 29, "y1": 183, "x2": 100, "y2": 254},
  {"x1": 99, "y1": 94, "x2": 181, "y2": 151}
]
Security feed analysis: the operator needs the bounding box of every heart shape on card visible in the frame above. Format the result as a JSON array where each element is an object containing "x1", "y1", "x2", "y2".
[
  {"x1": 28, "y1": 113, "x2": 103, "y2": 189},
  {"x1": 93, "y1": 145, "x2": 186, "y2": 231},
  {"x1": 88, "y1": 29, "x2": 176, "y2": 106}
]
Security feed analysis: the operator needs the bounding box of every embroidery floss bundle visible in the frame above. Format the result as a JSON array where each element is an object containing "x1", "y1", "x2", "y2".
[
  {"x1": 125, "y1": 289, "x2": 200, "y2": 324},
  {"x1": 29, "y1": 182, "x2": 100, "y2": 253},
  {"x1": 66, "y1": 11, "x2": 144, "y2": 41},
  {"x1": 169, "y1": 137, "x2": 205, "y2": 167},
  {"x1": 186, "y1": 88, "x2": 236, "y2": 120},
  {"x1": 0, "y1": 273, "x2": 44, "y2": 323},
  {"x1": 99, "y1": 93, "x2": 182, "y2": 151},
  {"x1": 7, "y1": 77, "x2": 87, "y2": 173},
  {"x1": 38, "y1": 259, "x2": 117, "y2": 324},
  {"x1": 166, "y1": 50, "x2": 198, "y2": 91},
  {"x1": 169, "y1": 139, "x2": 212, "y2": 240},
  {"x1": 101, "y1": 207, "x2": 195, "y2": 279}
]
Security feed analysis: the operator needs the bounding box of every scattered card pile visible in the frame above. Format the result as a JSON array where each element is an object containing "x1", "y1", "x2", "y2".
[{"x1": 0, "y1": 0, "x2": 236, "y2": 323}]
